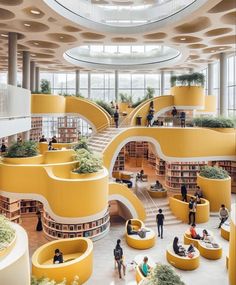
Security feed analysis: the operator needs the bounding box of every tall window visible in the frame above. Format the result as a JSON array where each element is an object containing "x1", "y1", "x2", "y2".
[{"x1": 227, "y1": 55, "x2": 236, "y2": 116}]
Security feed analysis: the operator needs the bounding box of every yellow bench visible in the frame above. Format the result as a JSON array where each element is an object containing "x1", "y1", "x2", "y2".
[
  {"x1": 221, "y1": 222, "x2": 230, "y2": 241},
  {"x1": 134, "y1": 255, "x2": 155, "y2": 284},
  {"x1": 169, "y1": 194, "x2": 209, "y2": 223},
  {"x1": 125, "y1": 219, "x2": 156, "y2": 249},
  {"x1": 32, "y1": 237, "x2": 93, "y2": 285},
  {"x1": 147, "y1": 188, "x2": 167, "y2": 198},
  {"x1": 184, "y1": 229, "x2": 222, "y2": 260},
  {"x1": 166, "y1": 244, "x2": 200, "y2": 270}
]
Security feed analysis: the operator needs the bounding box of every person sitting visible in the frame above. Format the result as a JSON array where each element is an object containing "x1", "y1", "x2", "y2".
[
  {"x1": 202, "y1": 229, "x2": 213, "y2": 243},
  {"x1": 218, "y1": 204, "x2": 229, "y2": 228},
  {"x1": 136, "y1": 169, "x2": 145, "y2": 182},
  {"x1": 151, "y1": 180, "x2": 162, "y2": 190},
  {"x1": 140, "y1": 256, "x2": 151, "y2": 277},
  {"x1": 173, "y1": 237, "x2": 194, "y2": 257},
  {"x1": 0, "y1": 140, "x2": 7, "y2": 154},
  {"x1": 195, "y1": 195, "x2": 201, "y2": 204},
  {"x1": 194, "y1": 186, "x2": 203, "y2": 198},
  {"x1": 51, "y1": 136, "x2": 57, "y2": 143},
  {"x1": 127, "y1": 220, "x2": 138, "y2": 235},
  {"x1": 190, "y1": 223, "x2": 201, "y2": 240},
  {"x1": 39, "y1": 135, "x2": 47, "y2": 142},
  {"x1": 53, "y1": 249, "x2": 63, "y2": 264},
  {"x1": 152, "y1": 119, "x2": 159, "y2": 126}
]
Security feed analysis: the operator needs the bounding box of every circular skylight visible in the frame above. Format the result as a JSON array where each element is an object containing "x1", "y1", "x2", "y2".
[
  {"x1": 64, "y1": 44, "x2": 186, "y2": 70},
  {"x1": 44, "y1": 0, "x2": 208, "y2": 33}
]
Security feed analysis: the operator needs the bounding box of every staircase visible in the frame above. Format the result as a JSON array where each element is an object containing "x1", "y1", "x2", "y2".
[{"x1": 87, "y1": 127, "x2": 124, "y2": 153}]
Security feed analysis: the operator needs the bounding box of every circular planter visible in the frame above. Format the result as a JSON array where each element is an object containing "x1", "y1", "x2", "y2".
[
  {"x1": 70, "y1": 169, "x2": 104, "y2": 179},
  {"x1": 0, "y1": 234, "x2": 16, "y2": 259},
  {"x1": 147, "y1": 188, "x2": 167, "y2": 198},
  {"x1": 197, "y1": 175, "x2": 231, "y2": 212},
  {"x1": 2, "y1": 155, "x2": 43, "y2": 165},
  {"x1": 171, "y1": 86, "x2": 205, "y2": 108},
  {"x1": 207, "y1": 128, "x2": 235, "y2": 133}
]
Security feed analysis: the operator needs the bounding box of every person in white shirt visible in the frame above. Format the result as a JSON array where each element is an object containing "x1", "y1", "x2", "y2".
[{"x1": 218, "y1": 204, "x2": 229, "y2": 228}]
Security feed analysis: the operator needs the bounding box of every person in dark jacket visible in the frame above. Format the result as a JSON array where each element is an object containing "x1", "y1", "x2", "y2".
[
  {"x1": 181, "y1": 184, "x2": 187, "y2": 202},
  {"x1": 114, "y1": 110, "x2": 119, "y2": 128},
  {"x1": 0, "y1": 140, "x2": 7, "y2": 154},
  {"x1": 53, "y1": 249, "x2": 63, "y2": 264},
  {"x1": 114, "y1": 239, "x2": 126, "y2": 279},
  {"x1": 146, "y1": 112, "x2": 153, "y2": 127},
  {"x1": 156, "y1": 209, "x2": 164, "y2": 239},
  {"x1": 171, "y1": 106, "x2": 177, "y2": 117},
  {"x1": 36, "y1": 210, "x2": 43, "y2": 231},
  {"x1": 39, "y1": 135, "x2": 47, "y2": 142},
  {"x1": 180, "y1": 111, "x2": 186, "y2": 127},
  {"x1": 127, "y1": 220, "x2": 138, "y2": 235}
]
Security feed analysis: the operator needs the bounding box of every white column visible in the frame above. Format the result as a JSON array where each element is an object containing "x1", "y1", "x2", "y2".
[
  {"x1": 22, "y1": 51, "x2": 30, "y2": 89},
  {"x1": 160, "y1": 70, "x2": 165, "y2": 95},
  {"x1": 88, "y1": 71, "x2": 91, "y2": 99},
  {"x1": 219, "y1": 53, "x2": 228, "y2": 116},
  {"x1": 30, "y1": 61, "x2": 35, "y2": 92},
  {"x1": 115, "y1": 70, "x2": 119, "y2": 102},
  {"x1": 35, "y1": 66, "x2": 40, "y2": 93},
  {"x1": 75, "y1": 69, "x2": 80, "y2": 95},
  {"x1": 208, "y1": 63, "x2": 214, "y2": 95},
  {"x1": 8, "y1": 32, "x2": 17, "y2": 86}
]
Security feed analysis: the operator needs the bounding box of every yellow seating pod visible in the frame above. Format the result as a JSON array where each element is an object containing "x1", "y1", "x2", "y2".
[
  {"x1": 169, "y1": 194, "x2": 209, "y2": 223},
  {"x1": 125, "y1": 219, "x2": 156, "y2": 249},
  {"x1": 221, "y1": 222, "x2": 230, "y2": 241},
  {"x1": 166, "y1": 244, "x2": 200, "y2": 270},
  {"x1": 32, "y1": 238, "x2": 93, "y2": 285},
  {"x1": 184, "y1": 229, "x2": 222, "y2": 260},
  {"x1": 147, "y1": 188, "x2": 167, "y2": 198},
  {"x1": 134, "y1": 254, "x2": 155, "y2": 284}
]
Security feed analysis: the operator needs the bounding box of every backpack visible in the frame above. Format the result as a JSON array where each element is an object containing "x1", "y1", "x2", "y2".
[
  {"x1": 114, "y1": 248, "x2": 122, "y2": 260},
  {"x1": 138, "y1": 230, "x2": 146, "y2": 239},
  {"x1": 189, "y1": 202, "x2": 193, "y2": 209}
]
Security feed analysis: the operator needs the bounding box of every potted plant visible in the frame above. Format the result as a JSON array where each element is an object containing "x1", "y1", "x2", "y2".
[
  {"x1": 197, "y1": 166, "x2": 231, "y2": 212},
  {"x1": 31, "y1": 276, "x2": 79, "y2": 285},
  {"x1": 140, "y1": 264, "x2": 185, "y2": 285},
  {"x1": 40, "y1": 79, "x2": 51, "y2": 94},
  {"x1": 95, "y1": 100, "x2": 114, "y2": 116},
  {"x1": 0, "y1": 215, "x2": 16, "y2": 258},
  {"x1": 193, "y1": 116, "x2": 235, "y2": 132},
  {"x1": 3, "y1": 141, "x2": 43, "y2": 164}
]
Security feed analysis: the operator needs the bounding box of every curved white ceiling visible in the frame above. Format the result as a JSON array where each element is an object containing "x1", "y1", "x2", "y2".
[{"x1": 43, "y1": 0, "x2": 209, "y2": 34}]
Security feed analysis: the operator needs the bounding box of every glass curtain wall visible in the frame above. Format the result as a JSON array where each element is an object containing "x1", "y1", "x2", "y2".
[{"x1": 227, "y1": 54, "x2": 236, "y2": 116}]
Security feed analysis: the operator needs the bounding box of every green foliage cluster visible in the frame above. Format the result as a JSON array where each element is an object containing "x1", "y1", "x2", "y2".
[
  {"x1": 31, "y1": 276, "x2": 79, "y2": 285},
  {"x1": 40, "y1": 79, "x2": 51, "y2": 94},
  {"x1": 193, "y1": 116, "x2": 235, "y2": 128},
  {"x1": 73, "y1": 148, "x2": 103, "y2": 174},
  {"x1": 0, "y1": 215, "x2": 15, "y2": 251},
  {"x1": 5, "y1": 141, "x2": 39, "y2": 158},
  {"x1": 171, "y1": 73, "x2": 205, "y2": 87},
  {"x1": 73, "y1": 138, "x2": 90, "y2": 152},
  {"x1": 131, "y1": 87, "x2": 155, "y2": 108},
  {"x1": 143, "y1": 264, "x2": 185, "y2": 285},
  {"x1": 199, "y1": 166, "x2": 229, "y2": 179},
  {"x1": 95, "y1": 100, "x2": 115, "y2": 116},
  {"x1": 59, "y1": 93, "x2": 84, "y2": 98},
  {"x1": 119, "y1": 93, "x2": 133, "y2": 104}
]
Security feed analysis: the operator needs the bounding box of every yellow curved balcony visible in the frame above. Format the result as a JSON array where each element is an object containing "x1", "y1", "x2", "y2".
[
  {"x1": 32, "y1": 238, "x2": 93, "y2": 285},
  {"x1": 169, "y1": 194, "x2": 210, "y2": 224},
  {"x1": 221, "y1": 222, "x2": 230, "y2": 241},
  {"x1": 229, "y1": 203, "x2": 236, "y2": 285}
]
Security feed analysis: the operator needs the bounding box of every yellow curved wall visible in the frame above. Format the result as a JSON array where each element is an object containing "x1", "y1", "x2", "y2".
[
  {"x1": 31, "y1": 94, "x2": 110, "y2": 131},
  {"x1": 171, "y1": 86, "x2": 205, "y2": 107},
  {"x1": 0, "y1": 152, "x2": 108, "y2": 218},
  {"x1": 197, "y1": 175, "x2": 231, "y2": 212},
  {"x1": 38, "y1": 142, "x2": 76, "y2": 154},
  {"x1": 103, "y1": 127, "x2": 236, "y2": 171},
  {"x1": 229, "y1": 203, "x2": 236, "y2": 285},
  {"x1": 109, "y1": 182, "x2": 146, "y2": 221},
  {"x1": 2, "y1": 155, "x2": 44, "y2": 165},
  {"x1": 32, "y1": 238, "x2": 93, "y2": 285},
  {"x1": 196, "y1": 95, "x2": 217, "y2": 114},
  {"x1": 169, "y1": 194, "x2": 209, "y2": 223}
]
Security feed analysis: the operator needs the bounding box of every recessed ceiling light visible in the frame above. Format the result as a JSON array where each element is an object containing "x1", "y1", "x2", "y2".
[
  {"x1": 59, "y1": 36, "x2": 64, "y2": 39},
  {"x1": 31, "y1": 54, "x2": 36, "y2": 57},
  {"x1": 30, "y1": 9, "x2": 41, "y2": 15},
  {"x1": 211, "y1": 50, "x2": 215, "y2": 53},
  {"x1": 34, "y1": 42, "x2": 39, "y2": 45},
  {"x1": 219, "y1": 47, "x2": 225, "y2": 50},
  {"x1": 1, "y1": 33, "x2": 8, "y2": 38},
  {"x1": 180, "y1": 37, "x2": 186, "y2": 41},
  {"x1": 24, "y1": 23, "x2": 31, "y2": 27}
]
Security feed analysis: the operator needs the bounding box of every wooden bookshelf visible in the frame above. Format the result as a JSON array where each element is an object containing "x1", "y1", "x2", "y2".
[
  {"x1": 0, "y1": 195, "x2": 21, "y2": 223},
  {"x1": 43, "y1": 210, "x2": 110, "y2": 240},
  {"x1": 58, "y1": 116, "x2": 78, "y2": 143},
  {"x1": 147, "y1": 144, "x2": 156, "y2": 169},
  {"x1": 156, "y1": 157, "x2": 166, "y2": 176},
  {"x1": 165, "y1": 161, "x2": 207, "y2": 191},
  {"x1": 113, "y1": 147, "x2": 125, "y2": 171},
  {"x1": 20, "y1": 200, "x2": 43, "y2": 216},
  {"x1": 125, "y1": 141, "x2": 148, "y2": 159},
  {"x1": 30, "y1": 117, "x2": 43, "y2": 142}
]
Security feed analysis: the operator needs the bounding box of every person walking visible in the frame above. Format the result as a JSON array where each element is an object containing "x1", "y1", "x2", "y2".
[
  {"x1": 180, "y1": 111, "x2": 186, "y2": 127},
  {"x1": 156, "y1": 209, "x2": 164, "y2": 239},
  {"x1": 218, "y1": 204, "x2": 229, "y2": 228},
  {"x1": 189, "y1": 197, "x2": 197, "y2": 225},
  {"x1": 36, "y1": 209, "x2": 43, "y2": 231},
  {"x1": 113, "y1": 239, "x2": 126, "y2": 279},
  {"x1": 181, "y1": 184, "x2": 187, "y2": 202},
  {"x1": 114, "y1": 110, "x2": 119, "y2": 128},
  {"x1": 146, "y1": 112, "x2": 153, "y2": 127}
]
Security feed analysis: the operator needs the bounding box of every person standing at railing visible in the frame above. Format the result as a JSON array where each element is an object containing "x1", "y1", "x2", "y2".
[
  {"x1": 171, "y1": 106, "x2": 177, "y2": 117},
  {"x1": 114, "y1": 110, "x2": 119, "y2": 128},
  {"x1": 180, "y1": 111, "x2": 186, "y2": 128},
  {"x1": 0, "y1": 140, "x2": 7, "y2": 154}
]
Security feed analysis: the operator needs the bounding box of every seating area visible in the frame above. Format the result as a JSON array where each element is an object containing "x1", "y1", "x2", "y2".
[
  {"x1": 147, "y1": 188, "x2": 167, "y2": 198},
  {"x1": 134, "y1": 255, "x2": 155, "y2": 284},
  {"x1": 184, "y1": 228, "x2": 222, "y2": 260},
  {"x1": 32, "y1": 238, "x2": 93, "y2": 285},
  {"x1": 125, "y1": 219, "x2": 156, "y2": 250},
  {"x1": 166, "y1": 244, "x2": 200, "y2": 271}
]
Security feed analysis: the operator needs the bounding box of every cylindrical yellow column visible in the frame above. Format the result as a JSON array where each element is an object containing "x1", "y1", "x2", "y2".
[
  {"x1": 229, "y1": 204, "x2": 236, "y2": 285},
  {"x1": 197, "y1": 175, "x2": 231, "y2": 212}
]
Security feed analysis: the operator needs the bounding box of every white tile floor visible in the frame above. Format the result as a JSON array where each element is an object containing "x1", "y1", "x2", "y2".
[{"x1": 85, "y1": 213, "x2": 234, "y2": 285}]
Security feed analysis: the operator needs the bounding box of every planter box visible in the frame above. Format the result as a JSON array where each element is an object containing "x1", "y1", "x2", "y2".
[
  {"x1": 0, "y1": 234, "x2": 16, "y2": 259},
  {"x1": 3, "y1": 155, "x2": 43, "y2": 165},
  {"x1": 197, "y1": 175, "x2": 231, "y2": 212}
]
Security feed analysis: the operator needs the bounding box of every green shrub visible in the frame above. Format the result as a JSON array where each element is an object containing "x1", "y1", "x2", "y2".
[
  {"x1": 5, "y1": 141, "x2": 39, "y2": 158},
  {"x1": 193, "y1": 117, "x2": 235, "y2": 128},
  {"x1": 143, "y1": 264, "x2": 185, "y2": 285},
  {"x1": 73, "y1": 149, "x2": 103, "y2": 174},
  {"x1": 0, "y1": 215, "x2": 15, "y2": 251},
  {"x1": 119, "y1": 93, "x2": 133, "y2": 104},
  {"x1": 131, "y1": 87, "x2": 155, "y2": 108},
  {"x1": 31, "y1": 276, "x2": 79, "y2": 285},
  {"x1": 95, "y1": 100, "x2": 114, "y2": 116},
  {"x1": 40, "y1": 79, "x2": 51, "y2": 94},
  {"x1": 199, "y1": 166, "x2": 229, "y2": 179},
  {"x1": 73, "y1": 138, "x2": 90, "y2": 152},
  {"x1": 170, "y1": 72, "x2": 205, "y2": 87}
]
